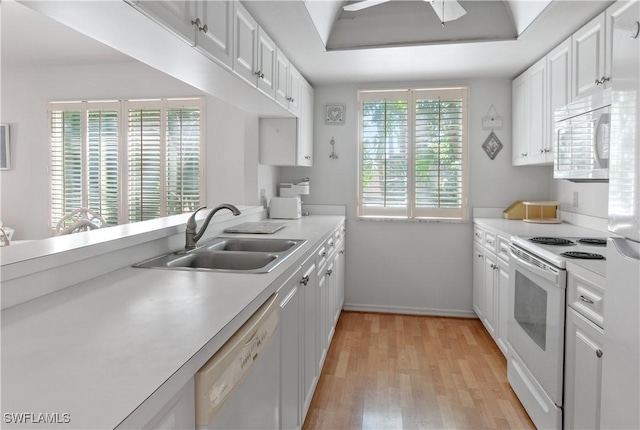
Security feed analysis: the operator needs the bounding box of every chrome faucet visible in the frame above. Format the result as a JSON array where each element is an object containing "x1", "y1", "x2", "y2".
[{"x1": 185, "y1": 204, "x2": 241, "y2": 250}]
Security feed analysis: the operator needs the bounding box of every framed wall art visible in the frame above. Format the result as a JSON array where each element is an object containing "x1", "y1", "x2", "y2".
[
  {"x1": 0, "y1": 124, "x2": 10, "y2": 170},
  {"x1": 324, "y1": 104, "x2": 345, "y2": 125}
]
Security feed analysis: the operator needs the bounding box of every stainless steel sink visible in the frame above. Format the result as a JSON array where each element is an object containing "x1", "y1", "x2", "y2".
[
  {"x1": 133, "y1": 237, "x2": 306, "y2": 273},
  {"x1": 203, "y1": 238, "x2": 300, "y2": 253}
]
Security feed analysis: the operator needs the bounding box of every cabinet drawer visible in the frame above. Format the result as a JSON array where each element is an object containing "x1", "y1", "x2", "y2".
[
  {"x1": 497, "y1": 235, "x2": 510, "y2": 262},
  {"x1": 484, "y1": 231, "x2": 497, "y2": 254},
  {"x1": 316, "y1": 245, "x2": 327, "y2": 269},
  {"x1": 567, "y1": 271, "x2": 604, "y2": 328},
  {"x1": 473, "y1": 225, "x2": 484, "y2": 243},
  {"x1": 334, "y1": 224, "x2": 345, "y2": 244}
]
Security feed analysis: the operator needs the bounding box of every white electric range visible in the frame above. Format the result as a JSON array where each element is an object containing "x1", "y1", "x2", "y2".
[{"x1": 506, "y1": 233, "x2": 607, "y2": 429}]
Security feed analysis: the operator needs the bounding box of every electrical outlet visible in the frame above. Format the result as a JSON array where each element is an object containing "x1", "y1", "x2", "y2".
[{"x1": 573, "y1": 191, "x2": 579, "y2": 208}]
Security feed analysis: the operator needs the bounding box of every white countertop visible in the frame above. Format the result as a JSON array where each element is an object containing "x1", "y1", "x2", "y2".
[
  {"x1": 474, "y1": 217, "x2": 608, "y2": 277},
  {"x1": 1, "y1": 215, "x2": 344, "y2": 429}
]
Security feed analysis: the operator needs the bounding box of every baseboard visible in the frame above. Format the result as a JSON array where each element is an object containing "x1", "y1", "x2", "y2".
[{"x1": 342, "y1": 303, "x2": 477, "y2": 319}]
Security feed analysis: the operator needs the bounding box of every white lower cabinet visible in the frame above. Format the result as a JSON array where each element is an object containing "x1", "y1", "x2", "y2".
[
  {"x1": 472, "y1": 223, "x2": 509, "y2": 357},
  {"x1": 564, "y1": 308, "x2": 604, "y2": 430},
  {"x1": 279, "y1": 270, "x2": 303, "y2": 430},
  {"x1": 300, "y1": 257, "x2": 318, "y2": 419}
]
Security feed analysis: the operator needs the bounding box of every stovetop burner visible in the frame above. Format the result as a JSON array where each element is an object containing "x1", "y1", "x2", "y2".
[
  {"x1": 530, "y1": 237, "x2": 576, "y2": 246},
  {"x1": 577, "y1": 238, "x2": 607, "y2": 246},
  {"x1": 560, "y1": 251, "x2": 606, "y2": 260}
]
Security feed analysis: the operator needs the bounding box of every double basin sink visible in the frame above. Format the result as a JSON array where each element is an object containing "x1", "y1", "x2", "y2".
[{"x1": 134, "y1": 237, "x2": 306, "y2": 274}]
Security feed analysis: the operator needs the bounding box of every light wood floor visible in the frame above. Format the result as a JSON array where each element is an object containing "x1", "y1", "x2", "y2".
[{"x1": 303, "y1": 312, "x2": 535, "y2": 430}]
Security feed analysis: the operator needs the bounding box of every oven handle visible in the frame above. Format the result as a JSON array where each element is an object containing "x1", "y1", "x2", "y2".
[{"x1": 509, "y1": 246, "x2": 560, "y2": 283}]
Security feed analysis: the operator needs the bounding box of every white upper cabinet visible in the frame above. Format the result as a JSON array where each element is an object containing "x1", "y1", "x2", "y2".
[
  {"x1": 547, "y1": 37, "x2": 572, "y2": 160},
  {"x1": 275, "y1": 48, "x2": 290, "y2": 108},
  {"x1": 128, "y1": 1, "x2": 197, "y2": 45},
  {"x1": 195, "y1": 0, "x2": 234, "y2": 69},
  {"x1": 256, "y1": 28, "x2": 277, "y2": 98},
  {"x1": 528, "y1": 57, "x2": 548, "y2": 165},
  {"x1": 288, "y1": 64, "x2": 302, "y2": 116},
  {"x1": 512, "y1": 73, "x2": 530, "y2": 166},
  {"x1": 233, "y1": 1, "x2": 259, "y2": 86},
  {"x1": 572, "y1": 13, "x2": 607, "y2": 99},
  {"x1": 130, "y1": 0, "x2": 234, "y2": 69}
]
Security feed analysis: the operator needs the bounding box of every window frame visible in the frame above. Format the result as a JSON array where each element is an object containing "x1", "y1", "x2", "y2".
[
  {"x1": 357, "y1": 86, "x2": 470, "y2": 221},
  {"x1": 48, "y1": 97, "x2": 206, "y2": 232}
]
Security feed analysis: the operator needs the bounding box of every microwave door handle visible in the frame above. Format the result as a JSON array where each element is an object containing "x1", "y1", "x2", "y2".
[{"x1": 592, "y1": 114, "x2": 609, "y2": 168}]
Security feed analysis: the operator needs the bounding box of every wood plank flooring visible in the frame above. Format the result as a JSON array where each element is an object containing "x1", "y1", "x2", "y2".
[{"x1": 303, "y1": 312, "x2": 535, "y2": 430}]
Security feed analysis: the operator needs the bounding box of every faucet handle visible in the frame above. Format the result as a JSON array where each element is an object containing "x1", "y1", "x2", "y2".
[{"x1": 187, "y1": 206, "x2": 207, "y2": 231}]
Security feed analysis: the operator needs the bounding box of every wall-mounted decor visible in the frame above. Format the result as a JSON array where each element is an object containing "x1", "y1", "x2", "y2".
[
  {"x1": 0, "y1": 124, "x2": 10, "y2": 170},
  {"x1": 325, "y1": 104, "x2": 345, "y2": 125},
  {"x1": 482, "y1": 131, "x2": 503, "y2": 160},
  {"x1": 482, "y1": 104, "x2": 503, "y2": 130}
]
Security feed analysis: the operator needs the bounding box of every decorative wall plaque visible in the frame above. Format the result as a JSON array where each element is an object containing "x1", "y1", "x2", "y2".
[
  {"x1": 324, "y1": 104, "x2": 345, "y2": 125},
  {"x1": 482, "y1": 131, "x2": 503, "y2": 160}
]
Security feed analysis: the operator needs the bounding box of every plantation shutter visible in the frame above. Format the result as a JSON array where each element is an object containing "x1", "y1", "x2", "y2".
[
  {"x1": 50, "y1": 97, "x2": 204, "y2": 232},
  {"x1": 413, "y1": 88, "x2": 467, "y2": 219},
  {"x1": 127, "y1": 101, "x2": 163, "y2": 223},
  {"x1": 87, "y1": 104, "x2": 119, "y2": 226},
  {"x1": 166, "y1": 99, "x2": 202, "y2": 216},
  {"x1": 357, "y1": 87, "x2": 468, "y2": 220},
  {"x1": 358, "y1": 91, "x2": 409, "y2": 217},
  {"x1": 50, "y1": 108, "x2": 83, "y2": 228}
]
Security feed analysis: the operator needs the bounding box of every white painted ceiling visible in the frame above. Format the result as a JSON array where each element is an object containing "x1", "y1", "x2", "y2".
[{"x1": 2, "y1": 0, "x2": 613, "y2": 87}]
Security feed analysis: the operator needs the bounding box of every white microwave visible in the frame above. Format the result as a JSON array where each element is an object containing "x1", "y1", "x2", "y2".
[{"x1": 554, "y1": 90, "x2": 611, "y2": 182}]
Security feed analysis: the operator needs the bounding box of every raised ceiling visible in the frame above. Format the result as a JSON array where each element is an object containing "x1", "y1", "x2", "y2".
[{"x1": 328, "y1": 1, "x2": 518, "y2": 50}]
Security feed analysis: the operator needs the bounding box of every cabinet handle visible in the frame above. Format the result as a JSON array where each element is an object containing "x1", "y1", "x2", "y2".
[
  {"x1": 321, "y1": 251, "x2": 327, "y2": 257},
  {"x1": 477, "y1": 253, "x2": 483, "y2": 258},
  {"x1": 595, "y1": 76, "x2": 610, "y2": 85},
  {"x1": 191, "y1": 18, "x2": 208, "y2": 33},
  {"x1": 329, "y1": 242, "x2": 335, "y2": 248},
  {"x1": 304, "y1": 155, "x2": 311, "y2": 160},
  {"x1": 326, "y1": 269, "x2": 333, "y2": 276},
  {"x1": 579, "y1": 295, "x2": 594, "y2": 304},
  {"x1": 300, "y1": 275, "x2": 309, "y2": 286},
  {"x1": 339, "y1": 250, "x2": 344, "y2": 255},
  {"x1": 521, "y1": 152, "x2": 528, "y2": 157},
  {"x1": 632, "y1": 22, "x2": 640, "y2": 39},
  {"x1": 596, "y1": 349, "x2": 603, "y2": 358},
  {"x1": 254, "y1": 71, "x2": 265, "y2": 79}
]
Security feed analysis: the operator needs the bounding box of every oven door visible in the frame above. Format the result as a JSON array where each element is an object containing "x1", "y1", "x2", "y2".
[{"x1": 508, "y1": 245, "x2": 567, "y2": 405}]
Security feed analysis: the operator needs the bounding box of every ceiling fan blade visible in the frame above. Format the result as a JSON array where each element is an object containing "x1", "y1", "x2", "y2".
[
  {"x1": 343, "y1": 0, "x2": 391, "y2": 12},
  {"x1": 428, "y1": 0, "x2": 467, "y2": 23}
]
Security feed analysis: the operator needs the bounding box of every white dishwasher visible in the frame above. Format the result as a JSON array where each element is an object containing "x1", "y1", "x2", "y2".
[{"x1": 195, "y1": 293, "x2": 280, "y2": 430}]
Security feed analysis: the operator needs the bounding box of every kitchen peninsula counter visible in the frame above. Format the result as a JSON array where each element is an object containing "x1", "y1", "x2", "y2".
[{"x1": 1, "y1": 214, "x2": 344, "y2": 429}]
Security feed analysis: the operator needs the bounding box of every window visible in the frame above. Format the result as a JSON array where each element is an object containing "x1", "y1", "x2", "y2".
[
  {"x1": 357, "y1": 87, "x2": 469, "y2": 220},
  {"x1": 50, "y1": 98, "x2": 204, "y2": 230}
]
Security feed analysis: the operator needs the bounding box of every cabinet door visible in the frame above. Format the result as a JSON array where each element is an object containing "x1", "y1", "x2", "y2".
[
  {"x1": 547, "y1": 38, "x2": 572, "y2": 161},
  {"x1": 288, "y1": 64, "x2": 302, "y2": 116},
  {"x1": 196, "y1": 0, "x2": 233, "y2": 69},
  {"x1": 572, "y1": 13, "x2": 606, "y2": 99},
  {"x1": 326, "y1": 260, "x2": 336, "y2": 347},
  {"x1": 296, "y1": 79, "x2": 314, "y2": 166},
  {"x1": 275, "y1": 48, "x2": 290, "y2": 108},
  {"x1": 256, "y1": 27, "x2": 277, "y2": 98},
  {"x1": 133, "y1": 0, "x2": 197, "y2": 46},
  {"x1": 564, "y1": 308, "x2": 604, "y2": 430},
  {"x1": 482, "y1": 251, "x2": 497, "y2": 337},
  {"x1": 472, "y1": 241, "x2": 485, "y2": 318},
  {"x1": 496, "y1": 257, "x2": 510, "y2": 357},
  {"x1": 280, "y1": 277, "x2": 301, "y2": 430},
  {"x1": 528, "y1": 57, "x2": 548, "y2": 164},
  {"x1": 334, "y1": 246, "x2": 345, "y2": 325},
  {"x1": 233, "y1": 1, "x2": 258, "y2": 86},
  {"x1": 512, "y1": 73, "x2": 530, "y2": 165},
  {"x1": 605, "y1": 0, "x2": 638, "y2": 85},
  {"x1": 301, "y1": 261, "x2": 317, "y2": 419},
  {"x1": 317, "y1": 270, "x2": 328, "y2": 372}
]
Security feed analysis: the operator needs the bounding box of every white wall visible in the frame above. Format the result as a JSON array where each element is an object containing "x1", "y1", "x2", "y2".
[
  {"x1": 281, "y1": 79, "x2": 554, "y2": 316},
  {"x1": 551, "y1": 179, "x2": 609, "y2": 219},
  {"x1": 1, "y1": 61, "x2": 273, "y2": 240}
]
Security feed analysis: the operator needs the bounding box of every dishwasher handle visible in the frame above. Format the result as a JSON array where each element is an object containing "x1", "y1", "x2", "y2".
[{"x1": 195, "y1": 293, "x2": 280, "y2": 426}]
